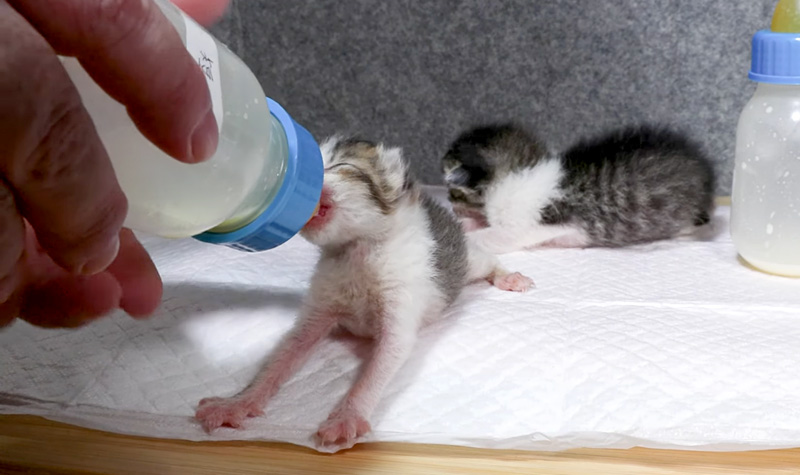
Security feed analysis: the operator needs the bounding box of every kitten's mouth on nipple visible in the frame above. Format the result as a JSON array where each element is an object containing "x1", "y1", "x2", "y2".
[{"x1": 304, "y1": 189, "x2": 334, "y2": 230}]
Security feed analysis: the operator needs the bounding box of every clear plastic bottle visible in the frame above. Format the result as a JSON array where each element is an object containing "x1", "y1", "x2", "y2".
[
  {"x1": 731, "y1": 0, "x2": 800, "y2": 277},
  {"x1": 59, "y1": 0, "x2": 322, "y2": 252}
]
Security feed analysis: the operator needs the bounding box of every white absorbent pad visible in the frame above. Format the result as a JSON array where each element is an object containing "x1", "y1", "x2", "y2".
[{"x1": 2, "y1": 187, "x2": 800, "y2": 453}]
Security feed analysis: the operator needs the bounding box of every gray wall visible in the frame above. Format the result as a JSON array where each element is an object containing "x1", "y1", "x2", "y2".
[{"x1": 210, "y1": 0, "x2": 777, "y2": 195}]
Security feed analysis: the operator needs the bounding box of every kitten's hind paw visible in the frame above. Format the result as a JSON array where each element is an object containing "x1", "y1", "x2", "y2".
[
  {"x1": 315, "y1": 411, "x2": 371, "y2": 448},
  {"x1": 490, "y1": 271, "x2": 535, "y2": 292},
  {"x1": 195, "y1": 396, "x2": 264, "y2": 433}
]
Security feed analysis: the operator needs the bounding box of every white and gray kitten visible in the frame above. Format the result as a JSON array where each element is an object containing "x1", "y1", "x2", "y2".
[
  {"x1": 195, "y1": 136, "x2": 533, "y2": 449},
  {"x1": 442, "y1": 123, "x2": 716, "y2": 253}
]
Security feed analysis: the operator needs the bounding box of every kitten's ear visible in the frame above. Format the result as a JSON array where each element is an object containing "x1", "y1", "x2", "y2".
[
  {"x1": 318, "y1": 135, "x2": 342, "y2": 166},
  {"x1": 442, "y1": 155, "x2": 469, "y2": 187},
  {"x1": 377, "y1": 145, "x2": 413, "y2": 195}
]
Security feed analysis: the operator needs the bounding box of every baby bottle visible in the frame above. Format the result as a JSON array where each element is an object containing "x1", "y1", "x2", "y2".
[
  {"x1": 59, "y1": 0, "x2": 323, "y2": 252},
  {"x1": 730, "y1": 0, "x2": 800, "y2": 277}
]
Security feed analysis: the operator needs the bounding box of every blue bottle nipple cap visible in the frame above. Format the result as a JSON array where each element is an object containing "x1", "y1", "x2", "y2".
[{"x1": 192, "y1": 98, "x2": 323, "y2": 251}]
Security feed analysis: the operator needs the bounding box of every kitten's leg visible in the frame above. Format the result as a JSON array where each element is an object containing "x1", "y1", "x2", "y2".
[
  {"x1": 468, "y1": 224, "x2": 585, "y2": 254},
  {"x1": 316, "y1": 314, "x2": 418, "y2": 447},
  {"x1": 195, "y1": 308, "x2": 337, "y2": 432},
  {"x1": 466, "y1": 241, "x2": 534, "y2": 292},
  {"x1": 465, "y1": 226, "x2": 523, "y2": 254}
]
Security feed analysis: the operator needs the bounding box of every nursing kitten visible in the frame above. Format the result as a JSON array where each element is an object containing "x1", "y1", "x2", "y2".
[
  {"x1": 195, "y1": 137, "x2": 533, "y2": 449},
  {"x1": 442, "y1": 123, "x2": 716, "y2": 253}
]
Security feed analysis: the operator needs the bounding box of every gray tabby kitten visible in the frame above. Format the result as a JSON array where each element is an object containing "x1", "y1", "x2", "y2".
[{"x1": 442, "y1": 123, "x2": 716, "y2": 253}]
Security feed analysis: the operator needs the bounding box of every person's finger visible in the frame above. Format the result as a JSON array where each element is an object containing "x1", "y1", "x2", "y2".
[
  {"x1": 107, "y1": 229, "x2": 163, "y2": 318},
  {"x1": 17, "y1": 223, "x2": 123, "y2": 329},
  {"x1": 20, "y1": 273, "x2": 123, "y2": 329},
  {"x1": 0, "y1": 291, "x2": 21, "y2": 328},
  {"x1": 8, "y1": 0, "x2": 219, "y2": 163},
  {"x1": 0, "y1": 179, "x2": 24, "y2": 327},
  {"x1": 172, "y1": 0, "x2": 230, "y2": 26},
  {"x1": 0, "y1": 4, "x2": 127, "y2": 275},
  {"x1": 0, "y1": 179, "x2": 24, "y2": 307}
]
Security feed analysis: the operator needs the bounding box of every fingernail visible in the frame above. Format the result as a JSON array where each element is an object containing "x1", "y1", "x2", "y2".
[
  {"x1": 80, "y1": 236, "x2": 120, "y2": 276},
  {"x1": 190, "y1": 111, "x2": 219, "y2": 162}
]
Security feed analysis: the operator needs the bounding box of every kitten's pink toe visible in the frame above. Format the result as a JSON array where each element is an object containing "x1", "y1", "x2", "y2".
[
  {"x1": 195, "y1": 396, "x2": 264, "y2": 433},
  {"x1": 493, "y1": 272, "x2": 535, "y2": 292},
  {"x1": 316, "y1": 413, "x2": 371, "y2": 447}
]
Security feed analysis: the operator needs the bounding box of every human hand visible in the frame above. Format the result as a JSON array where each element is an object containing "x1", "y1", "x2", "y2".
[
  {"x1": 0, "y1": 0, "x2": 230, "y2": 329},
  {"x1": 173, "y1": 0, "x2": 231, "y2": 26}
]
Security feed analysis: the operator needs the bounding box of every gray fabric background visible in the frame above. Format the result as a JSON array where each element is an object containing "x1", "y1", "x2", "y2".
[{"x1": 209, "y1": 0, "x2": 777, "y2": 195}]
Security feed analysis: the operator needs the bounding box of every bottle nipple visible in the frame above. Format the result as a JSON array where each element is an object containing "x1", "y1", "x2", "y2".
[
  {"x1": 305, "y1": 202, "x2": 321, "y2": 226},
  {"x1": 772, "y1": 0, "x2": 800, "y2": 33}
]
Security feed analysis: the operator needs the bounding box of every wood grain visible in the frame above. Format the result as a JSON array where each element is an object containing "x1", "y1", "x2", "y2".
[{"x1": 2, "y1": 415, "x2": 800, "y2": 474}]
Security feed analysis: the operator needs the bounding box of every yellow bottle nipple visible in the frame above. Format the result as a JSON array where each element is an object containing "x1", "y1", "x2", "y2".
[{"x1": 772, "y1": 0, "x2": 800, "y2": 33}]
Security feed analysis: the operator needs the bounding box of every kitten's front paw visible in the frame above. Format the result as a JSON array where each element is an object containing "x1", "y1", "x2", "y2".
[
  {"x1": 195, "y1": 396, "x2": 264, "y2": 433},
  {"x1": 315, "y1": 412, "x2": 371, "y2": 447},
  {"x1": 492, "y1": 272, "x2": 535, "y2": 292}
]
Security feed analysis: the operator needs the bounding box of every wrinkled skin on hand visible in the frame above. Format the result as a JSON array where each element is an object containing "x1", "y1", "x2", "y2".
[{"x1": 0, "y1": 0, "x2": 230, "y2": 329}]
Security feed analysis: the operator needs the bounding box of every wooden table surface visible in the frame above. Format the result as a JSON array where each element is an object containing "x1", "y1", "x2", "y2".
[{"x1": 2, "y1": 415, "x2": 800, "y2": 474}]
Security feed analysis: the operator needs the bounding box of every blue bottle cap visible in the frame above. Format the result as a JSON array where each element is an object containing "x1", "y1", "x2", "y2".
[
  {"x1": 192, "y1": 97, "x2": 323, "y2": 252},
  {"x1": 749, "y1": 29, "x2": 800, "y2": 84}
]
